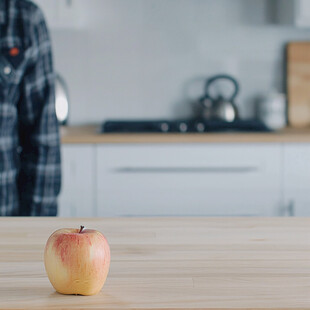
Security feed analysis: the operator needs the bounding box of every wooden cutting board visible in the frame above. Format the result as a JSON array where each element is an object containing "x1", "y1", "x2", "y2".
[
  {"x1": 1, "y1": 217, "x2": 310, "y2": 310},
  {"x1": 287, "y1": 41, "x2": 310, "y2": 127}
]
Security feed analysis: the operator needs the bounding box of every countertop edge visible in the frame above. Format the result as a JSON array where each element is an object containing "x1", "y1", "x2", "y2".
[{"x1": 60, "y1": 125, "x2": 310, "y2": 144}]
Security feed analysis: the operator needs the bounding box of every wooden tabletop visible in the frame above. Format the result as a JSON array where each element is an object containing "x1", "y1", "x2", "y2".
[
  {"x1": 60, "y1": 125, "x2": 310, "y2": 144},
  {"x1": 1, "y1": 217, "x2": 310, "y2": 310}
]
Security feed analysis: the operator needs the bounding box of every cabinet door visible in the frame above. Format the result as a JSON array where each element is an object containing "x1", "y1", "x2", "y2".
[
  {"x1": 277, "y1": 0, "x2": 310, "y2": 27},
  {"x1": 58, "y1": 145, "x2": 96, "y2": 217},
  {"x1": 97, "y1": 144, "x2": 282, "y2": 217},
  {"x1": 284, "y1": 144, "x2": 310, "y2": 216},
  {"x1": 295, "y1": 0, "x2": 310, "y2": 27}
]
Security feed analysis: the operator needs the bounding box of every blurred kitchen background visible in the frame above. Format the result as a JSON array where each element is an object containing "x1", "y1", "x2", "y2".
[{"x1": 34, "y1": 0, "x2": 310, "y2": 217}]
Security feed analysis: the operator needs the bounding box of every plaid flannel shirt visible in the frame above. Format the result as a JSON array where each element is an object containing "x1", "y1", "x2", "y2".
[{"x1": 0, "y1": 0, "x2": 61, "y2": 216}]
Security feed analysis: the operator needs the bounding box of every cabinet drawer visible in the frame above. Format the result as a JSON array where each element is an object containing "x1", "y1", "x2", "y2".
[
  {"x1": 97, "y1": 144, "x2": 282, "y2": 216},
  {"x1": 284, "y1": 144, "x2": 310, "y2": 216},
  {"x1": 58, "y1": 145, "x2": 96, "y2": 217},
  {"x1": 284, "y1": 144, "x2": 310, "y2": 191},
  {"x1": 283, "y1": 191, "x2": 310, "y2": 216}
]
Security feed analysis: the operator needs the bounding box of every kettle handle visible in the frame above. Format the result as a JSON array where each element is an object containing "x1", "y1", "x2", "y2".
[{"x1": 205, "y1": 74, "x2": 239, "y2": 102}]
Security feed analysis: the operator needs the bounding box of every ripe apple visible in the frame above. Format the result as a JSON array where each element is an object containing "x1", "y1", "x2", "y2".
[{"x1": 44, "y1": 226, "x2": 110, "y2": 296}]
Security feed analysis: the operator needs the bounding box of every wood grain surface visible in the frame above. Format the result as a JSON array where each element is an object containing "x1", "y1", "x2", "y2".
[
  {"x1": 287, "y1": 41, "x2": 310, "y2": 127},
  {"x1": 1, "y1": 217, "x2": 310, "y2": 309},
  {"x1": 61, "y1": 125, "x2": 310, "y2": 144}
]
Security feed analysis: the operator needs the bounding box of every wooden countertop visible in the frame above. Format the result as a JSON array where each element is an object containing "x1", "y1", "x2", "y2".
[
  {"x1": 61, "y1": 125, "x2": 310, "y2": 144},
  {"x1": 1, "y1": 217, "x2": 310, "y2": 309}
]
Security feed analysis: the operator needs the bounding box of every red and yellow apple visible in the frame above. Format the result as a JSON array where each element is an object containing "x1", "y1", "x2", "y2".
[{"x1": 44, "y1": 226, "x2": 110, "y2": 296}]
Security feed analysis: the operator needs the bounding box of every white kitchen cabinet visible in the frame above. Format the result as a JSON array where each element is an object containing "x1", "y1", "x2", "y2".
[
  {"x1": 283, "y1": 144, "x2": 310, "y2": 216},
  {"x1": 96, "y1": 144, "x2": 282, "y2": 217},
  {"x1": 58, "y1": 145, "x2": 96, "y2": 217},
  {"x1": 32, "y1": 0, "x2": 84, "y2": 29},
  {"x1": 277, "y1": 0, "x2": 310, "y2": 27}
]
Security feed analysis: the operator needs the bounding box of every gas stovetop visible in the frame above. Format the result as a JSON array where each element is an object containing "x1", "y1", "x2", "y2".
[{"x1": 101, "y1": 119, "x2": 271, "y2": 133}]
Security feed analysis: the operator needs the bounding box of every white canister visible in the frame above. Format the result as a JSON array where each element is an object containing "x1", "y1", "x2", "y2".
[{"x1": 257, "y1": 92, "x2": 287, "y2": 130}]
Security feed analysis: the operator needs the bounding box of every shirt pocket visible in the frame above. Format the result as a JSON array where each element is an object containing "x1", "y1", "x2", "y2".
[{"x1": 0, "y1": 45, "x2": 27, "y2": 102}]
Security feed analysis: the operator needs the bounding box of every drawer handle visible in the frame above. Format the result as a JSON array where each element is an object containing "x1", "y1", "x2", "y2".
[{"x1": 114, "y1": 166, "x2": 259, "y2": 173}]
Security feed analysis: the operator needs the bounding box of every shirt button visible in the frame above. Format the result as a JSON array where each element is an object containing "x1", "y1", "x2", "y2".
[{"x1": 3, "y1": 66, "x2": 11, "y2": 75}]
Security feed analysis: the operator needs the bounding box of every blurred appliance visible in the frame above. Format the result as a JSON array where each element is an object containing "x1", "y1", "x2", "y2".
[
  {"x1": 55, "y1": 74, "x2": 69, "y2": 125},
  {"x1": 257, "y1": 92, "x2": 286, "y2": 130},
  {"x1": 101, "y1": 73, "x2": 270, "y2": 134},
  {"x1": 287, "y1": 42, "x2": 310, "y2": 127},
  {"x1": 101, "y1": 119, "x2": 270, "y2": 133},
  {"x1": 198, "y1": 74, "x2": 239, "y2": 122}
]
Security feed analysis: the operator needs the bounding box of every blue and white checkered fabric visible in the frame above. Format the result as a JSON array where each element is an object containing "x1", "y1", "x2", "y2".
[{"x1": 0, "y1": 0, "x2": 61, "y2": 216}]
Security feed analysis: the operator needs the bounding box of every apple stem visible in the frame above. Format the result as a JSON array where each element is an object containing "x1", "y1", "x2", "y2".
[{"x1": 79, "y1": 226, "x2": 84, "y2": 233}]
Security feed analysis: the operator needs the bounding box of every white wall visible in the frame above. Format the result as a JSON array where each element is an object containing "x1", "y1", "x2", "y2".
[{"x1": 50, "y1": 0, "x2": 310, "y2": 125}]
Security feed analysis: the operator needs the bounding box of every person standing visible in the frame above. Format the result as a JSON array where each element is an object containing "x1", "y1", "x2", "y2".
[{"x1": 0, "y1": 0, "x2": 61, "y2": 216}]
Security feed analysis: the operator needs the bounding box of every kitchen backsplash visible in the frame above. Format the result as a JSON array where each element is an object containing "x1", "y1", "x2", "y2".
[{"x1": 51, "y1": 0, "x2": 310, "y2": 125}]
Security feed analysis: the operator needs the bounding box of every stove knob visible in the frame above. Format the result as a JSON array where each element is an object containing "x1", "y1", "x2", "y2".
[
  {"x1": 179, "y1": 122, "x2": 188, "y2": 133},
  {"x1": 160, "y1": 122, "x2": 170, "y2": 132},
  {"x1": 196, "y1": 122, "x2": 205, "y2": 133}
]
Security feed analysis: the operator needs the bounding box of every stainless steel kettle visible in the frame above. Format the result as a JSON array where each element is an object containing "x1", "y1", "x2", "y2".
[{"x1": 199, "y1": 75, "x2": 239, "y2": 122}]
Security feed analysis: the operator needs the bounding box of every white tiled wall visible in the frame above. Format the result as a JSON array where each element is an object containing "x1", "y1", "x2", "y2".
[{"x1": 50, "y1": 0, "x2": 310, "y2": 125}]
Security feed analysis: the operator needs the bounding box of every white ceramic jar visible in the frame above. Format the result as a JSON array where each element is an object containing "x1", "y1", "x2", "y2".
[{"x1": 257, "y1": 92, "x2": 287, "y2": 130}]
